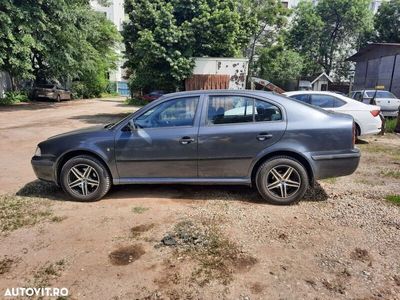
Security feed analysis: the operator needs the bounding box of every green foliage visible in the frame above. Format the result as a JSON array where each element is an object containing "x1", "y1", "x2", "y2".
[
  {"x1": 385, "y1": 118, "x2": 397, "y2": 133},
  {"x1": 123, "y1": 0, "x2": 259, "y2": 92},
  {"x1": 0, "y1": 0, "x2": 120, "y2": 91},
  {"x1": 257, "y1": 45, "x2": 303, "y2": 89},
  {"x1": 287, "y1": 0, "x2": 373, "y2": 78},
  {"x1": 0, "y1": 91, "x2": 28, "y2": 105},
  {"x1": 374, "y1": 0, "x2": 400, "y2": 43},
  {"x1": 125, "y1": 97, "x2": 149, "y2": 106},
  {"x1": 385, "y1": 194, "x2": 400, "y2": 206}
]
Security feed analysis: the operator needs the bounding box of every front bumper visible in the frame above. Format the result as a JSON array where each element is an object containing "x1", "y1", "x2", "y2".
[
  {"x1": 311, "y1": 148, "x2": 361, "y2": 180},
  {"x1": 31, "y1": 156, "x2": 57, "y2": 183}
]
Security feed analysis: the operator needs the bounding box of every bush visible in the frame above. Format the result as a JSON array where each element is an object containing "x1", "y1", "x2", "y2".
[
  {"x1": 125, "y1": 97, "x2": 148, "y2": 106},
  {"x1": 385, "y1": 118, "x2": 397, "y2": 133},
  {"x1": 0, "y1": 91, "x2": 29, "y2": 105},
  {"x1": 71, "y1": 71, "x2": 110, "y2": 99}
]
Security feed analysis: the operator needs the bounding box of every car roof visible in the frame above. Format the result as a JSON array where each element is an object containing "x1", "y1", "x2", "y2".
[
  {"x1": 284, "y1": 91, "x2": 341, "y2": 96},
  {"x1": 162, "y1": 89, "x2": 276, "y2": 97}
]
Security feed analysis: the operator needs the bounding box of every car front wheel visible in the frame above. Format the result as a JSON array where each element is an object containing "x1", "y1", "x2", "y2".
[
  {"x1": 60, "y1": 155, "x2": 111, "y2": 201},
  {"x1": 256, "y1": 156, "x2": 309, "y2": 205}
]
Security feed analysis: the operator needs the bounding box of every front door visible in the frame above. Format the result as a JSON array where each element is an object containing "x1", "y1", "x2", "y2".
[
  {"x1": 115, "y1": 96, "x2": 201, "y2": 178},
  {"x1": 198, "y1": 95, "x2": 286, "y2": 178}
]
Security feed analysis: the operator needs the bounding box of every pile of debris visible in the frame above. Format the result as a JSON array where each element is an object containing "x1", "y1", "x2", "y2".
[{"x1": 158, "y1": 221, "x2": 209, "y2": 248}]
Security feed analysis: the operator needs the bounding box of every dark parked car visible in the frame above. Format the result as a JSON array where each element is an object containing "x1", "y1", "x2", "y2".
[
  {"x1": 141, "y1": 90, "x2": 165, "y2": 102},
  {"x1": 32, "y1": 90, "x2": 360, "y2": 205},
  {"x1": 32, "y1": 84, "x2": 71, "y2": 102}
]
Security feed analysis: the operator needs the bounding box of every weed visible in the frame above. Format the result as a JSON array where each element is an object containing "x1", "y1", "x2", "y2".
[
  {"x1": 0, "y1": 257, "x2": 15, "y2": 274},
  {"x1": 132, "y1": 206, "x2": 150, "y2": 214},
  {"x1": 0, "y1": 194, "x2": 53, "y2": 234},
  {"x1": 381, "y1": 170, "x2": 400, "y2": 179},
  {"x1": 29, "y1": 260, "x2": 66, "y2": 288},
  {"x1": 385, "y1": 194, "x2": 400, "y2": 206}
]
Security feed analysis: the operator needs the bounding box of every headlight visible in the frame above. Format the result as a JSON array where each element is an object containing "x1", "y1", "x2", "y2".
[{"x1": 35, "y1": 146, "x2": 41, "y2": 156}]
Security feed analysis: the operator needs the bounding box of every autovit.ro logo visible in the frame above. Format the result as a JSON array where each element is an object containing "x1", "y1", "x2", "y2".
[{"x1": 4, "y1": 287, "x2": 69, "y2": 297}]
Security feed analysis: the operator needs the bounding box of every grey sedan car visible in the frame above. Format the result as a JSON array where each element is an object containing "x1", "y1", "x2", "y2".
[{"x1": 31, "y1": 90, "x2": 360, "y2": 205}]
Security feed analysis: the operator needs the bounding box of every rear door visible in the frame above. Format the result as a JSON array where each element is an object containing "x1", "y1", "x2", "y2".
[{"x1": 198, "y1": 94, "x2": 286, "y2": 178}]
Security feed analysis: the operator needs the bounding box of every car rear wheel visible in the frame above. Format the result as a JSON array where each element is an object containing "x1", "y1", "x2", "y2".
[
  {"x1": 256, "y1": 156, "x2": 309, "y2": 205},
  {"x1": 60, "y1": 155, "x2": 111, "y2": 201}
]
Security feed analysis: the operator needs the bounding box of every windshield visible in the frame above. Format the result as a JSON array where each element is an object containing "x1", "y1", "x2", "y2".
[{"x1": 366, "y1": 91, "x2": 397, "y2": 99}]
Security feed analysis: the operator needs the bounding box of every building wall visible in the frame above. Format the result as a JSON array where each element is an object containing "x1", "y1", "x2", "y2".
[
  {"x1": 353, "y1": 53, "x2": 400, "y2": 97},
  {"x1": 90, "y1": 0, "x2": 126, "y2": 83},
  {"x1": 192, "y1": 58, "x2": 249, "y2": 90}
]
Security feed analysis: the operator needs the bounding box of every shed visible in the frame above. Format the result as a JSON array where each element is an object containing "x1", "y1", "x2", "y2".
[
  {"x1": 185, "y1": 57, "x2": 249, "y2": 91},
  {"x1": 299, "y1": 72, "x2": 333, "y2": 91},
  {"x1": 347, "y1": 43, "x2": 400, "y2": 97}
]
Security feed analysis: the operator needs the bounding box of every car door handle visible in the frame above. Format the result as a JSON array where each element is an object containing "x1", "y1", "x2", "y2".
[
  {"x1": 179, "y1": 136, "x2": 195, "y2": 145},
  {"x1": 257, "y1": 133, "x2": 273, "y2": 141}
]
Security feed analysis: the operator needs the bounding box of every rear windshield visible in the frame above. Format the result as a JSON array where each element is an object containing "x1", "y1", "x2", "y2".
[{"x1": 366, "y1": 91, "x2": 397, "y2": 99}]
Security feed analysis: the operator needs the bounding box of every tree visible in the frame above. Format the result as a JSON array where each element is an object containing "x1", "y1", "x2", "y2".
[
  {"x1": 0, "y1": 0, "x2": 120, "y2": 90},
  {"x1": 257, "y1": 45, "x2": 303, "y2": 89},
  {"x1": 241, "y1": 0, "x2": 289, "y2": 84},
  {"x1": 123, "y1": 0, "x2": 257, "y2": 92},
  {"x1": 287, "y1": 0, "x2": 373, "y2": 78},
  {"x1": 375, "y1": 0, "x2": 400, "y2": 43}
]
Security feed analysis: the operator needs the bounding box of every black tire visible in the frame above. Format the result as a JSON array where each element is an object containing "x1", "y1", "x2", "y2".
[
  {"x1": 255, "y1": 156, "x2": 309, "y2": 205},
  {"x1": 355, "y1": 123, "x2": 361, "y2": 139},
  {"x1": 60, "y1": 155, "x2": 111, "y2": 201}
]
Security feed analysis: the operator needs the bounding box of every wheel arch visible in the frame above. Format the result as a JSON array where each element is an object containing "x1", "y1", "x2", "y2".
[
  {"x1": 55, "y1": 149, "x2": 112, "y2": 185},
  {"x1": 251, "y1": 150, "x2": 314, "y2": 186}
]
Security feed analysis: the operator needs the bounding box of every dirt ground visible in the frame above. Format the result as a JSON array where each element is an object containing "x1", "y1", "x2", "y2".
[{"x1": 0, "y1": 99, "x2": 399, "y2": 300}]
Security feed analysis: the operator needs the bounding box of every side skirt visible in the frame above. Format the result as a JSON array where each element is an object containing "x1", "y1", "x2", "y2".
[{"x1": 113, "y1": 177, "x2": 252, "y2": 186}]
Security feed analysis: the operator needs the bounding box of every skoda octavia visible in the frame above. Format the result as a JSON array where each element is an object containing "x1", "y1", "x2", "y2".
[{"x1": 32, "y1": 90, "x2": 360, "y2": 205}]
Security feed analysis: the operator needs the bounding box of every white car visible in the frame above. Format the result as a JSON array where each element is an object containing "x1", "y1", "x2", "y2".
[
  {"x1": 284, "y1": 91, "x2": 382, "y2": 137},
  {"x1": 349, "y1": 90, "x2": 400, "y2": 118}
]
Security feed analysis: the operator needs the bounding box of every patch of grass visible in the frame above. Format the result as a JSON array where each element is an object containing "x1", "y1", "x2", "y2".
[
  {"x1": 164, "y1": 220, "x2": 257, "y2": 286},
  {"x1": 0, "y1": 257, "x2": 15, "y2": 274},
  {"x1": 381, "y1": 170, "x2": 400, "y2": 179},
  {"x1": 29, "y1": 260, "x2": 66, "y2": 288},
  {"x1": 385, "y1": 194, "x2": 400, "y2": 206},
  {"x1": 385, "y1": 118, "x2": 398, "y2": 133},
  {"x1": 359, "y1": 143, "x2": 400, "y2": 160},
  {"x1": 132, "y1": 206, "x2": 150, "y2": 214},
  {"x1": 321, "y1": 177, "x2": 337, "y2": 184},
  {"x1": 125, "y1": 97, "x2": 148, "y2": 106},
  {"x1": 0, "y1": 194, "x2": 53, "y2": 234},
  {"x1": 51, "y1": 216, "x2": 68, "y2": 223}
]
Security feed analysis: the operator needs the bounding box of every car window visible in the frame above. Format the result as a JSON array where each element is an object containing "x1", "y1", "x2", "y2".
[
  {"x1": 290, "y1": 94, "x2": 310, "y2": 104},
  {"x1": 353, "y1": 92, "x2": 362, "y2": 101},
  {"x1": 310, "y1": 95, "x2": 335, "y2": 108},
  {"x1": 207, "y1": 96, "x2": 254, "y2": 125},
  {"x1": 255, "y1": 100, "x2": 282, "y2": 121},
  {"x1": 366, "y1": 91, "x2": 397, "y2": 99},
  {"x1": 135, "y1": 97, "x2": 198, "y2": 128},
  {"x1": 333, "y1": 98, "x2": 346, "y2": 108}
]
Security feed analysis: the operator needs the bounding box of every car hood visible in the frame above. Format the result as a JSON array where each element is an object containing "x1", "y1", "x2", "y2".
[{"x1": 47, "y1": 125, "x2": 107, "y2": 140}]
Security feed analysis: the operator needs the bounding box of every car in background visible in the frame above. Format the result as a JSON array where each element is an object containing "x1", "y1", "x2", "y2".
[
  {"x1": 284, "y1": 91, "x2": 382, "y2": 137},
  {"x1": 349, "y1": 90, "x2": 400, "y2": 118},
  {"x1": 32, "y1": 90, "x2": 360, "y2": 205},
  {"x1": 141, "y1": 90, "x2": 165, "y2": 102},
  {"x1": 32, "y1": 84, "x2": 71, "y2": 102}
]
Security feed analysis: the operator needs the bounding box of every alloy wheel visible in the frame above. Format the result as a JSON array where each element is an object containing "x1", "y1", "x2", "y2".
[
  {"x1": 265, "y1": 165, "x2": 301, "y2": 198},
  {"x1": 67, "y1": 164, "x2": 100, "y2": 196}
]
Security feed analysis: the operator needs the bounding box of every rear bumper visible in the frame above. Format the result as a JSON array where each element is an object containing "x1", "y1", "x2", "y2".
[
  {"x1": 311, "y1": 148, "x2": 361, "y2": 180},
  {"x1": 31, "y1": 156, "x2": 57, "y2": 183},
  {"x1": 381, "y1": 110, "x2": 399, "y2": 118}
]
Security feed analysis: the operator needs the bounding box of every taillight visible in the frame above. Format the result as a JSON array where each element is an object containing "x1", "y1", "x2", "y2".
[
  {"x1": 352, "y1": 122, "x2": 356, "y2": 147},
  {"x1": 370, "y1": 110, "x2": 380, "y2": 117}
]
